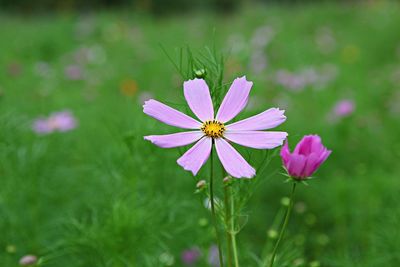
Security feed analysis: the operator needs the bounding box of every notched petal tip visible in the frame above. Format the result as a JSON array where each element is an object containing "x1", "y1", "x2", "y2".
[
  {"x1": 144, "y1": 135, "x2": 158, "y2": 145},
  {"x1": 236, "y1": 75, "x2": 252, "y2": 83},
  {"x1": 184, "y1": 77, "x2": 205, "y2": 83},
  {"x1": 142, "y1": 99, "x2": 152, "y2": 110},
  {"x1": 143, "y1": 98, "x2": 155, "y2": 105},
  {"x1": 177, "y1": 158, "x2": 201, "y2": 176},
  {"x1": 242, "y1": 169, "x2": 256, "y2": 179},
  {"x1": 176, "y1": 138, "x2": 212, "y2": 177},
  {"x1": 144, "y1": 135, "x2": 158, "y2": 144}
]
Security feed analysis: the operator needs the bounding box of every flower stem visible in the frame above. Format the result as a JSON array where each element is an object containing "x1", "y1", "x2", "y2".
[
  {"x1": 268, "y1": 182, "x2": 297, "y2": 267},
  {"x1": 210, "y1": 146, "x2": 224, "y2": 267},
  {"x1": 224, "y1": 185, "x2": 233, "y2": 267},
  {"x1": 229, "y1": 186, "x2": 240, "y2": 267}
]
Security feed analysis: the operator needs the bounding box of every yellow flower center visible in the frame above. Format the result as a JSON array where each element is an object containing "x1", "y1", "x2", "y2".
[{"x1": 201, "y1": 120, "x2": 225, "y2": 138}]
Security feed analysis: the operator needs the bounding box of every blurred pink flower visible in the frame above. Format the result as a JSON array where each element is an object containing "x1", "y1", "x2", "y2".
[
  {"x1": 73, "y1": 45, "x2": 107, "y2": 65},
  {"x1": 32, "y1": 111, "x2": 77, "y2": 134},
  {"x1": 275, "y1": 70, "x2": 307, "y2": 91},
  {"x1": 208, "y1": 245, "x2": 220, "y2": 267},
  {"x1": 33, "y1": 118, "x2": 53, "y2": 134},
  {"x1": 249, "y1": 50, "x2": 268, "y2": 74},
  {"x1": 64, "y1": 65, "x2": 84, "y2": 80},
  {"x1": 143, "y1": 77, "x2": 287, "y2": 179},
  {"x1": 250, "y1": 25, "x2": 275, "y2": 49},
  {"x1": 333, "y1": 99, "x2": 355, "y2": 117},
  {"x1": 275, "y1": 65, "x2": 337, "y2": 91},
  {"x1": 181, "y1": 247, "x2": 201, "y2": 266},
  {"x1": 19, "y1": 255, "x2": 37, "y2": 266},
  {"x1": 281, "y1": 135, "x2": 331, "y2": 180}
]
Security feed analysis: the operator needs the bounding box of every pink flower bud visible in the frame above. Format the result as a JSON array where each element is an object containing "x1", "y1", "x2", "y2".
[{"x1": 280, "y1": 135, "x2": 331, "y2": 180}]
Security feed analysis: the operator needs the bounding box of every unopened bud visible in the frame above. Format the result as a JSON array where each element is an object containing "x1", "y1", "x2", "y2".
[
  {"x1": 194, "y1": 68, "x2": 206, "y2": 78},
  {"x1": 196, "y1": 180, "x2": 206, "y2": 189},
  {"x1": 223, "y1": 176, "x2": 233, "y2": 185}
]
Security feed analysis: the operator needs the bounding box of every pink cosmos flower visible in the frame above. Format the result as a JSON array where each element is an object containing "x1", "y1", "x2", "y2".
[
  {"x1": 333, "y1": 99, "x2": 355, "y2": 117},
  {"x1": 280, "y1": 135, "x2": 331, "y2": 180},
  {"x1": 143, "y1": 76, "x2": 287, "y2": 178},
  {"x1": 32, "y1": 111, "x2": 77, "y2": 134}
]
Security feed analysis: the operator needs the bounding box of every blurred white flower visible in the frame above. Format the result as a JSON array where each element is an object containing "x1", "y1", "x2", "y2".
[{"x1": 19, "y1": 255, "x2": 37, "y2": 266}]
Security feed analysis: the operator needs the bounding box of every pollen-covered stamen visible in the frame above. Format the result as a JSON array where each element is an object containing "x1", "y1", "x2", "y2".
[{"x1": 201, "y1": 120, "x2": 225, "y2": 138}]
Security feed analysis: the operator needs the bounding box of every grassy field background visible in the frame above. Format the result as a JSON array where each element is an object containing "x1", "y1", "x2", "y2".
[{"x1": 1, "y1": 2, "x2": 400, "y2": 266}]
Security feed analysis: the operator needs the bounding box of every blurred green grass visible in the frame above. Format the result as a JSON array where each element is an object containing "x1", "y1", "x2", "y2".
[{"x1": 1, "y1": 2, "x2": 400, "y2": 266}]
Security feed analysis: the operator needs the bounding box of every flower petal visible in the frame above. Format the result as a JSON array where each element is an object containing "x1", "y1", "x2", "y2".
[
  {"x1": 177, "y1": 137, "x2": 212, "y2": 176},
  {"x1": 224, "y1": 131, "x2": 288, "y2": 149},
  {"x1": 287, "y1": 154, "x2": 306, "y2": 178},
  {"x1": 317, "y1": 149, "x2": 332, "y2": 165},
  {"x1": 216, "y1": 76, "x2": 253, "y2": 123},
  {"x1": 226, "y1": 108, "x2": 286, "y2": 131},
  {"x1": 313, "y1": 149, "x2": 332, "y2": 172},
  {"x1": 303, "y1": 152, "x2": 320, "y2": 177},
  {"x1": 280, "y1": 141, "x2": 291, "y2": 166},
  {"x1": 293, "y1": 135, "x2": 315, "y2": 155},
  {"x1": 143, "y1": 99, "x2": 201, "y2": 129},
  {"x1": 184, "y1": 79, "x2": 214, "y2": 121},
  {"x1": 215, "y1": 138, "x2": 256, "y2": 178},
  {"x1": 144, "y1": 131, "x2": 204, "y2": 148},
  {"x1": 293, "y1": 135, "x2": 330, "y2": 157}
]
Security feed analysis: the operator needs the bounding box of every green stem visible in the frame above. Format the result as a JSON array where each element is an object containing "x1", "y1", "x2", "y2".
[
  {"x1": 268, "y1": 182, "x2": 297, "y2": 267},
  {"x1": 210, "y1": 146, "x2": 224, "y2": 267},
  {"x1": 230, "y1": 186, "x2": 240, "y2": 267},
  {"x1": 224, "y1": 185, "x2": 233, "y2": 267}
]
